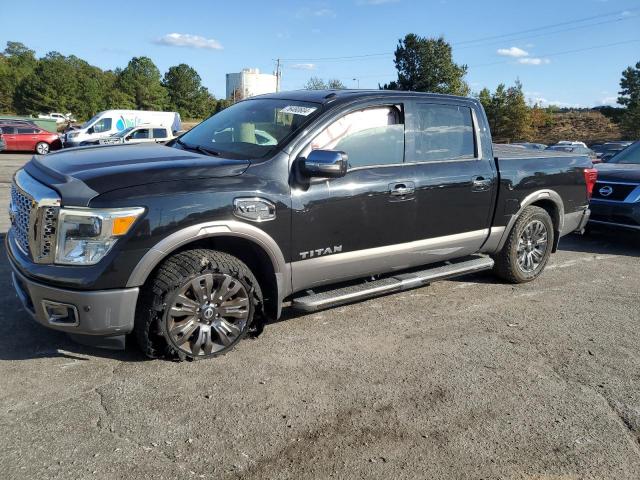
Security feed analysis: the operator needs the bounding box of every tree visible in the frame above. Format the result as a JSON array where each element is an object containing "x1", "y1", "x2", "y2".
[
  {"x1": 304, "y1": 77, "x2": 346, "y2": 90},
  {"x1": 304, "y1": 77, "x2": 328, "y2": 90},
  {"x1": 477, "y1": 81, "x2": 531, "y2": 142},
  {"x1": 502, "y1": 80, "x2": 531, "y2": 141},
  {"x1": 327, "y1": 79, "x2": 346, "y2": 89},
  {"x1": 15, "y1": 52, "x2": 79, "y2": 115},
  {"x1": 163, "y1": 64, "x2": 216, "y2": 118},
  {"x1": 618, "y1": 61, "x2": 640, "y2": 138},
  {"x1": 382, "y1": 34, "x2": 469, "y2": 96},
  {"x1": 118, "y1": 57, "x2": 169, "y2": 110},
  {"x1": 0, "y1": 41, "x2": 37, "y2": 113}
]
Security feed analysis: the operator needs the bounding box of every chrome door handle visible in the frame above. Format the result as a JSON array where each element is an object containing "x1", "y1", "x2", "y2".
[
  {"x1": 472, "y1": 176, "x2": 492, "y2": 192},
  {"x1": 389, "y1": 182, "x2": 415, "y2": 196}
]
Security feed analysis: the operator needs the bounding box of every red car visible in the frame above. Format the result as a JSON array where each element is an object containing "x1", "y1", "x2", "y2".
[{"x1": 0, "y1": 123, "x2": 62, "y2": 154}]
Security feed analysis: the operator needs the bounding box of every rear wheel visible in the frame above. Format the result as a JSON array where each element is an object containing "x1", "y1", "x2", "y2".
[
  {"x1": 35, "y1": 142, "x2": 49, "y2": 155},
  {"x1": 134, "y1": 249, "x2": 262, "y2": 360},
  {"x1": 493, "y1": 206, "x2": 554, "y2": 283}
]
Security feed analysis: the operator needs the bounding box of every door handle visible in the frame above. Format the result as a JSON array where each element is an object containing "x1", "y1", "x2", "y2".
[
  {"x1": 389, "y1": 182, "x2": 415, "y2": 196},
  {"x1": 472, "y1": 176, "x2": 492, "y2": 192}
]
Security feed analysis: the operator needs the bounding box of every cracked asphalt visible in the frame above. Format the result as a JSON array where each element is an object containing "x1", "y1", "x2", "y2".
[{"x1": 1, "y1": 153, "x2": 639, "y2": 479}]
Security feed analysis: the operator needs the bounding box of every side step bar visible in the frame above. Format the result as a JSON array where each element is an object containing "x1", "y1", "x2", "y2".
[{"x1": 291, "y1": 255, "x2": 494, "y2": 312}]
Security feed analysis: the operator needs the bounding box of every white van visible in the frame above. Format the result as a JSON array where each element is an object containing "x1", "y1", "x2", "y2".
[{"x1": 64, "y1": 110, "x2": 181, "y2": 147}]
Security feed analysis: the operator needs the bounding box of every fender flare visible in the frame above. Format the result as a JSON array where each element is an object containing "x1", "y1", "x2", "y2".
[
  {"x1": 126, "y1": 221, "x2": 291, "y2": 315},
  {"x1": 493, "y1": 189, "x2": 564, "y2": 253}
]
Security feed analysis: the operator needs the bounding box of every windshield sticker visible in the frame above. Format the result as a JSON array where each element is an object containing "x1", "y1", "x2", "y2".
[{"x1": 280, "y1": 105, "x2": 317, "y2": 116}]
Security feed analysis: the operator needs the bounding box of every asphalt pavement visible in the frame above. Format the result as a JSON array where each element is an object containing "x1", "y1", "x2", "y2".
[{"x1": 1, "y1": 152, "x2": 639, "y2": 479}]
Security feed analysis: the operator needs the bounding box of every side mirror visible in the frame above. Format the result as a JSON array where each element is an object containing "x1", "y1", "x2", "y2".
[
  {"x1": 87, "y1": 126, "x2": 94, "y2": 134},
  {"x1": 300, "y1": 150, "x2": 348, "y2": 178}
]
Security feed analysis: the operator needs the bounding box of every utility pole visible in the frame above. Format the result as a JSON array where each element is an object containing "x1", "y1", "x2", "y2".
[{"x1": 275, "y1": 59, "x2": 282, "y2": 92}]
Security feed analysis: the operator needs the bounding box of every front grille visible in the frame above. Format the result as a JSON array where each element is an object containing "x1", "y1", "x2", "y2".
[
  {"x1": 10, "y1": 183, "x2": 35, "y2": 254},
  {"x1": 592, "y1": 182, "x2": 637, "y2": 201},
  {"x1": 10, "y1": 171, "x2": 61, "y2": 263}
]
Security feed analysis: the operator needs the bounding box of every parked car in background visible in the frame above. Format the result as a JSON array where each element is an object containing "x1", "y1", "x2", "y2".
[
  {"x1": 38, "y1": 112, "x2": 76, "y2": 124},
  {"x1": 0, "y1": 123, "x2": 62, "y2": 154},
  {"x1": 91, "y1": 125, "x2": 174, "y2": 146},
  {"x1": 589, "y1": 141, "x2": 640, "y2": 232},
  {"x1": 557, "y1": 140, "x2": 588, "y2": 148},
  {"x1": 64, "y1": 110, "x2": 181, "y2": 147},
  {"x1": 512, "y1": 142, "x2": 547, "y2": 150},
  {"x1": 591, "y1": 142, "x2": 634, "y2": 162},
  {"x1": 546, "y1": 144, "x2": 599, "y2": 163}
]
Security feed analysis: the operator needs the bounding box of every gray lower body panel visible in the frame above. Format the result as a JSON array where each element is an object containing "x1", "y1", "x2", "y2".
[{"x1": 11, "y1": 266, "x2": 139, "y2": 336}]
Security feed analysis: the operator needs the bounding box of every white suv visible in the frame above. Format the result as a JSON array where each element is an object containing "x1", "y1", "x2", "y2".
[{"x1": 98, "y1": 125, "x2": 175, "y2": 145}]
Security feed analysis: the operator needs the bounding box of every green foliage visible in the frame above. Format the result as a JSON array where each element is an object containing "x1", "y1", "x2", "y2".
[
  {"x1": 618, "y1": 61, "x2": 640, "y2": 138},
  {"x1": 0, "y1": 41, "x2": 37, "y2": 113},
  {"x1": 477, "y1": 81, "x2": 531, "y2": 142},
  {"x1": 163, "y1": 64, "x2": 217, "y2": 118},
  {"x1": 382, "y1": 34, "x2": 469, "y2": 96},
  {"x1": 0, "y1": 40, "x2": 230, "y2": 121},
  {"x1": 118, "y1": 57, "x2": 169, "y2": 111},
  {"x1": 304, "y1": 77, "x2": 347, "y2": 90}
]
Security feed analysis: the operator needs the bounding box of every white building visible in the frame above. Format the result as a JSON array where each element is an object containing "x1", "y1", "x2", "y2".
[{"x1": 226, "y1": 68, "x2": 278, "y2": 100}]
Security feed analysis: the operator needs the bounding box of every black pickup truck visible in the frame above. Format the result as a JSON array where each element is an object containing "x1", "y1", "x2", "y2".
[{"x1": 7, "y1": 90, "x2": 597, "y2": 360}]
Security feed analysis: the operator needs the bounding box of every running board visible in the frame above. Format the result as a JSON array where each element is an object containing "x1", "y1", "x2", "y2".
[{"x1": 291, "y1": 256, "x2": 494, "y2": 312}]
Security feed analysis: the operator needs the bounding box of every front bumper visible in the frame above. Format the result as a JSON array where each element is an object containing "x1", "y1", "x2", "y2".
[
  {"x1": 589, "y1": 200, "x2": 640, "y2": 231},
  {"x1": 10, "y1": 260, "x2": 139, "y2": 337}
]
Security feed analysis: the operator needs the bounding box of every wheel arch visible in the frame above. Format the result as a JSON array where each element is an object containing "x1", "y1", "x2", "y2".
[
  {"x1": 127, "y1": 221, "x2": 290, "y2": 320},
  {"x1": 496, "y1": 189, "x2": 564, "y2": 253}
]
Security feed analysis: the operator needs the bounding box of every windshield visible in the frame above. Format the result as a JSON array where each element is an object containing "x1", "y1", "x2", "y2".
[
  {"x1": 113, "y1": 127, "x2": 135, "y2": 138},
  {"x1": 81, "y1": 112, "x2": 104, "y2": 129},
  {"x1": 607, "y1": 141, "x2": 640, "y2": 164},
  {"x1": 177, "y1": 99, "x2": 322, "y2": 159}
]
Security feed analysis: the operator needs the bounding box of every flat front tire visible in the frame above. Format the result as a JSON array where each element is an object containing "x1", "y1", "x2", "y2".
[
  {"x1": 134, "y1": 249, "x2": 262, "y2": 360},
  {"x1": 492, "y1": 206, "x2": 554, "y2": 283}
]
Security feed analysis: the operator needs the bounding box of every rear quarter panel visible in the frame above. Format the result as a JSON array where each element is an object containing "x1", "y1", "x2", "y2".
[{"x1": 492, "y1": 145, "x2": 592, "y2": 229}]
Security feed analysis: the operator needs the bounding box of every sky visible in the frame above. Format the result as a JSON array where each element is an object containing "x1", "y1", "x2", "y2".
[{"x1": 1, "y1": 0, "x2": 639, "y2": 108}]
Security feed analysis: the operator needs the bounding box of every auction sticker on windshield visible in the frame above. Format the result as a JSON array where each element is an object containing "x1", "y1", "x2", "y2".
[{"x1": 280, "y1": 105, "x2": 318, "y2": 116}]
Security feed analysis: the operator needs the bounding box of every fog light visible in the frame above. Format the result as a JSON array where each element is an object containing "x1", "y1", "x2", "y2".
[{"x1": 42, "y1": 300, "x2": 79, "y2": 326}]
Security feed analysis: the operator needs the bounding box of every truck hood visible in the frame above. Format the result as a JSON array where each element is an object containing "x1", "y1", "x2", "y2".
[
  {"x1": 24, "y1": 143, "x2": 250, "y2": 206},
  {"x1": 595, "y1": 163, "x2": 640, "y2": 183}
]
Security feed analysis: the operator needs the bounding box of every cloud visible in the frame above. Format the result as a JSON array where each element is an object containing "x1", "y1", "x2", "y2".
[
  {"x1": 154, "y1": 33, "x2": 223, "y2": 50},
  {"x1": 297, "y1": 7, "x2": 336, "y2": 17},
  {"x1": 518, "y1": 57, "x2": 550, "y2": 65},
  {"x1": 496, "y1": 47, "x2": 529, "y2": 58},
  {"x1": 528, "y1": 96, "x2": 584, "y2": 108},
  {"x1": 357, "y1": 0, "x2": 400, "y2": 5},
  {"x1": 289, "y1": 63, "x2": 317, "y2": 70},
  {"x1": 598, "y1": 96, "x2": 618, "y2": 106}
]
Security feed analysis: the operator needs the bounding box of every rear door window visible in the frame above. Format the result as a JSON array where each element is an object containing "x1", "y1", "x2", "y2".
[
  {"x1": 412, "y1": 104, "x2": 476, "y2": 162},
  {"x1": 153, "y1": 128, "x2": 168, "y2": 139},
  {"x1": 17, "y1": 128, "x2": 38, "y2": 134}
]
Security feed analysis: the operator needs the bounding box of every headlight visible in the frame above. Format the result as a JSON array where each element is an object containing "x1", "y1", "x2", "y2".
[
  {"x1": 67, "y1": 132, "x2": 78, "y2": 138},
  {"x1": 55, "y1": 207, "x2": 145, "y2": 265}
]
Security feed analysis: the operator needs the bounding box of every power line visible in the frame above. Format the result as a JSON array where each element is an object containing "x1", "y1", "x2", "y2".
[
  {"x1": 468, "y1": 38, "x2": 640, "y2": 68},
  {"x1": 329, "y1": 38, "x2": 640, "y2": 83},
  {"x1": 278, "y1": 7, "x2": 639, "y2": 63}
]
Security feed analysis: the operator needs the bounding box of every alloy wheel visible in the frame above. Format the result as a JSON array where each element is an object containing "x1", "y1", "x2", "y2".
[
  {"x1": 36, "y1": 143, "x2": 49, "y2": 155},
  {"x1": 516, "y1": 219, "x2": 548, "y2": 273},
  {"x1": 166, "y1": 273, "x2": 250, "y2": 357}
]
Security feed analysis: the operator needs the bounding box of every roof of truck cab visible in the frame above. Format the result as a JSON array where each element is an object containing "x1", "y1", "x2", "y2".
[{"x1": 254, "y1": 89, "x2": 478, "y2": 105}]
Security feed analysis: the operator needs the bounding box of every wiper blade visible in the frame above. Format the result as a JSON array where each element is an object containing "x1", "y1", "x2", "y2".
[{"x1": 176, "y1": 138, "x2": 220, "y2": 157}]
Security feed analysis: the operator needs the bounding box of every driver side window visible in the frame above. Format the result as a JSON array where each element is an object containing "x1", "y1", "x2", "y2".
[
  {"x1": 92, "y1": 118, "x2": 112, "y2": 133},
  {"x1": 309, "y1": 106, "x2": 405, "y2": 169}
]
